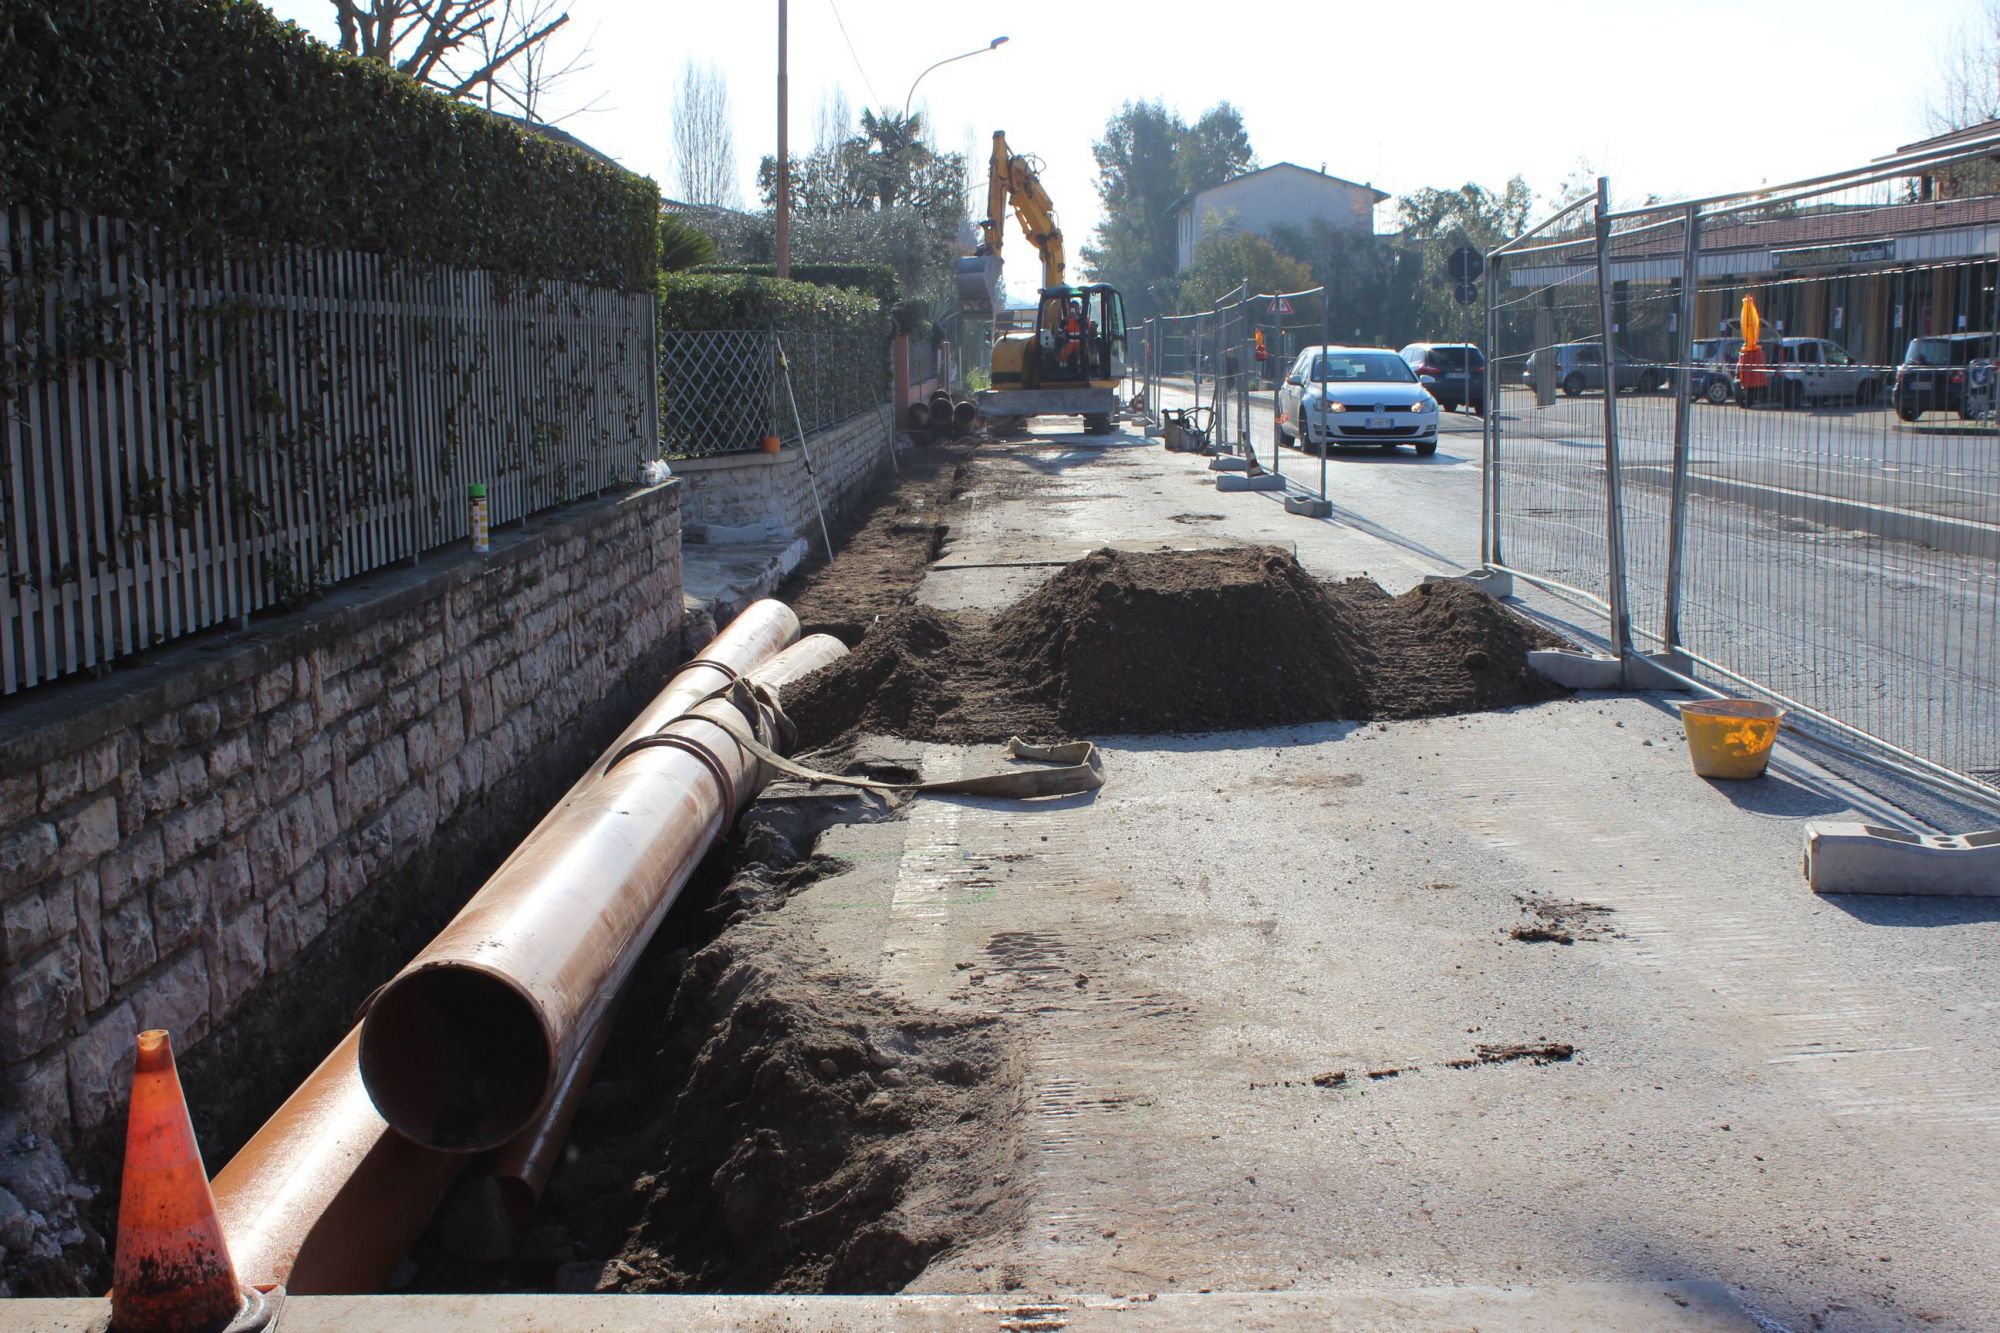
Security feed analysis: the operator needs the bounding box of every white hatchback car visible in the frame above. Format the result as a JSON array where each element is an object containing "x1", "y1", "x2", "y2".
[{"x1": 1278, "y1": 346, "x2": 1440, "y2": 456}]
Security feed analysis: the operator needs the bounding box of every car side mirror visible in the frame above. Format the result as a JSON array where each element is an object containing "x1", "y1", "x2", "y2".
[
  {"x1": 1419, "y1": 375, "x2": 1438, "y2": 387},
  {"x1": 1286, "y1": 374, "x2": 1303, "y2": 386}
]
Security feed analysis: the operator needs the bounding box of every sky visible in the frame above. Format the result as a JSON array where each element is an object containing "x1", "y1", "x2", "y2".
[{"x1": 264, "y1": 0, "x2": 1972, "y2": 279}]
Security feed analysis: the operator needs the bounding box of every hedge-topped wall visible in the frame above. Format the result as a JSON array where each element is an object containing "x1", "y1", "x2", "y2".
[
  {"x1": 0, "y1": 0, "x2": 658, "y2": 291},
  {"x1": 655, "y1": 274, "x2": 889, "y2": 457},
  {"x1": 689, "y1": 263, "x2": 900, "y2": 307},
  {"x1": 656, "y1": 272, "x2": 887, "y2": 336}
]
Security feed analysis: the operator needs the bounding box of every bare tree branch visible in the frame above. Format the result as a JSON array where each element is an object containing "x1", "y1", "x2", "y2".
[
  {"x1": 672, "y1": 59, "x2": 741, "y2": 208},
  {"x1": 1927, "y1": 0, "x2": 2000, "y2": 133},
  {"x1": 445, "y1": 14, "x2": 567, "y2": 99},
  {"x1": 326, "y1": 0, "x2": 574, "y2": 111}
]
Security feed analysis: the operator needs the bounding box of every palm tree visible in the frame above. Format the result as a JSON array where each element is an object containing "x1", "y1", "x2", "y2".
[
  {"x1": 855, "y1": 109, "x2": 928, "y2": 209},
  {"x1": 657, "y1": 213, "x2": 718, "y2": 274}
]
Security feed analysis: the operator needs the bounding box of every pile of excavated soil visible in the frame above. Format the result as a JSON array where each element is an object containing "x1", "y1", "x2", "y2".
[{"x1": 784, "y1": 546, "x2": 1569, "y2": 747}]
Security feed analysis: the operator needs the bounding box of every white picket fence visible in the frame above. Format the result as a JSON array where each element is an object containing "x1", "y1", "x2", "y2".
[{"x1": 0, "y1": 205, "x2": 658, "y2": 695}]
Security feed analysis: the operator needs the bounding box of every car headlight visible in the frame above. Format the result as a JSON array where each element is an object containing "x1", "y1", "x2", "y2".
[
  {"x1": 1412, "y1": 397, "x2": 1435, "y2": 412},
  {"x1": 1319, "y1": 398, "x2": 1346, "y2": 413}
]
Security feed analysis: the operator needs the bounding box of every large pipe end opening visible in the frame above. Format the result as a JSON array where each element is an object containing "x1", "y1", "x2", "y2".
[{"x1": 358, "y1": 967, "x2": 553, "y2": 1153}]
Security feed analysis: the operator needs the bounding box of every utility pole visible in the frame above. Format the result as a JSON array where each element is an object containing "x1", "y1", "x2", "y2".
[{"x1": 775, "y1": 0, "x2": 790, "y2": 278}]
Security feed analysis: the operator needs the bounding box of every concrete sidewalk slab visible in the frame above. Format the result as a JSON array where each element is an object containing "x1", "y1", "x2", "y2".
[
  {"x1": 5, "y1": 1282, "x2": 1756, "y2": 1330},
  {"x1": 825, "y1": 418, "x2": 2000, "y2": 1328}
]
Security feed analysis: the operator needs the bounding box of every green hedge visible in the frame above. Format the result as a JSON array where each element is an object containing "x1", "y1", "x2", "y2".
[
  {"x1": 0, "y1": 0, "x2": 658, "y2": 291},
  {"x1": 689, "y1": 262, "x2": 900, "y2": 306},
  {"x1": 657, "y1": 273, "x2": 885, "y2": 337}
]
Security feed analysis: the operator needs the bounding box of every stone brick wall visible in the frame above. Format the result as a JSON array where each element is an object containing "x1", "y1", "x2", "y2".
[
  {"x1": 672, "y1": 405, "x2": 895, "y2": 541},
  {"x1": 0, "y1": 482, "x2": 683, "y2": 1158}
]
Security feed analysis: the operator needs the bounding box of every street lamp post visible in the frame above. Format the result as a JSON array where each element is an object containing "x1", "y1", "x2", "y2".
[{"x1": 902, "y1": 35, "x2": 1009, "y2": 123}]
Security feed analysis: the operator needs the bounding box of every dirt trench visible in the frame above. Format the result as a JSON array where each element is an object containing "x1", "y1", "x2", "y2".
[
  {"x1": 400, "y1": 445, "x2": 1026, "y2": 1296},
  {"x1": 779, "y1": 438, "x2": 980, "y2": 642},
  {"x1": 406, "y1": 790, "x2": 1025, "y2": 1295}
]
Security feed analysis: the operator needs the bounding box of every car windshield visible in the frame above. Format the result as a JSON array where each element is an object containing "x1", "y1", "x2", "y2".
[
  {"x1": 1309, "y1": 352, "x2": 1416, "y2": 383},
  {"x1": 1903, "y1": 336, "x2": 1995, "y2": 366}
]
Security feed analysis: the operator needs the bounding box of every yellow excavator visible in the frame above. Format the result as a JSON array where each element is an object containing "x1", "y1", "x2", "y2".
[{"x1": 954, "y1": 131, "x2": 1127, "y2": 434}]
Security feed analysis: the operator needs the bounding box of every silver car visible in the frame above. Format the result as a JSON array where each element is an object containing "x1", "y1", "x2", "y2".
[
  {"x1": 1754, "y1": 337, "x2": 1885, "y2": 409},
  {"x1": 1278, "y1": 346, "x2": 1440, "y2": 456}
]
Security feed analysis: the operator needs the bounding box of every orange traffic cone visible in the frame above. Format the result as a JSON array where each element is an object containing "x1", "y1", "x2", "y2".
[{"x1": 111, "y1": 1029, "x2": 251, "y2": 1332}]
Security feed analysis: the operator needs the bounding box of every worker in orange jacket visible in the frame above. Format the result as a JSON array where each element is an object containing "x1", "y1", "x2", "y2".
[{"x1": 1058, "y1": 299, "x2": 1085, "y2": 369}]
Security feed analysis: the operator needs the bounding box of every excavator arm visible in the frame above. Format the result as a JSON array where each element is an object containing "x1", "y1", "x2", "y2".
[{"x1": 955, "y1": 130, "x2": 1065, "y2": 317}]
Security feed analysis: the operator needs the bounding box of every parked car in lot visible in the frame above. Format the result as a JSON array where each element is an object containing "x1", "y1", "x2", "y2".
[
  {"x1": 1738, "y1": 337, "x2": 1884, "y2": 409},
  {"x1": 1278, "y1": 346, "x2": 1439, "y2": 456},
  {"x1": 1397, "y1": 342, "x2": 1485, "y2": 414},
  {"x1": 1523, "y1": 342, "x2": 1667, "y2": 396},
  {"x1": 1893, "y1": 332, "x2": 1998, "y2": 421},
  {"x1": 1689, "y1": 337, "x2": 1741, "y2": 404}
]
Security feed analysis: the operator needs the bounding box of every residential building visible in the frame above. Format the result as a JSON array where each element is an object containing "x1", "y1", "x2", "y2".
[{"x1": 1173, "y1": 163, "x2": 1388, "y2": 271}]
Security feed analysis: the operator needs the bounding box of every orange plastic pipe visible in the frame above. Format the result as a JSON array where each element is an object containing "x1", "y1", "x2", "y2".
[
  {"x1": 209, "y1": 1027, "x2": 461, "y2": 1294},
  {"x1": 209, "y1": 604, "x2": 806, "y2": 1291},
  {"x1": 489, "y1": 1005, "x2": 613, "y2": 1223},
  {"x1": 490, "y1": 599, "x2": 801, "y2": 877},
  {"x1": 358, "y1": 633, "x2": 849, "y2": 1152}
]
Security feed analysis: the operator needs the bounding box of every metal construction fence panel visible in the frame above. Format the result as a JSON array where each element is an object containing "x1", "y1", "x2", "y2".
[
  {"x1": 1483, "y1": 144, "x2": 2000, "y2": 804},
  {"x1": 656, "y1": 327, "x2": 888, "y2": 460},
  {"x1": 0, "y1": 204, "x2": 657, "y2": 697},
  {"x1": 1139, "y1": 285, "x2": 1359, "y2": 499}
]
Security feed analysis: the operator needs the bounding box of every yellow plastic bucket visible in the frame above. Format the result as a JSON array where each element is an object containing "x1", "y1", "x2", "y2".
[{"x1": 1678, "y1": 699, "x2": 1783, "y2": 779}]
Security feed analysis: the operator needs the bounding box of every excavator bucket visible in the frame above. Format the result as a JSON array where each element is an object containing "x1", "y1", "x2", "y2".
[{"x1": 955, "y1": 254, "x2": 1002, "y2": 320}]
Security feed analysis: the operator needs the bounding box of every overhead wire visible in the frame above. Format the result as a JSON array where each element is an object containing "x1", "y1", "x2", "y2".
[{"x1": 824, "y1": 0, "x2": 883, "y2": 111}]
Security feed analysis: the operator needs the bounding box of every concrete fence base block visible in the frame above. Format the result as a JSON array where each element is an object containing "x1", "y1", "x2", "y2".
[
  {"x1": 1208, "y1": 456, "x2": 1252, "y2": 472},
  {"x1": 1216, "y1": 472, "x2": 1287, "y2": 492},
  {"x1": 1526, "y1": 649, "x2": 1625, "y2": 690},
  {"x1": 1623, "y1": 651, "x2": 1694, "y2": 692},
  {"x1": 1284, "y1": 495, "x2": 1334, "y2": 518},
  {"x1": 1804, "y1": 823, "x2": 2000, "y2": 895}
]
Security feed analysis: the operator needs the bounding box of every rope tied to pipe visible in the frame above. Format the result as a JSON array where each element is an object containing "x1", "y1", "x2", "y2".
[{"x1": 602, "y1": 678, "x2": 1103, "y2": 800}]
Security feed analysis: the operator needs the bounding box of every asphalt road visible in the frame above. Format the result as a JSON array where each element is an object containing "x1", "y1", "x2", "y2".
[
  {"x1": 1149, "y1": 377, "x2": 2000, "y2": 812},
  {"x1": 1155, "y1": 375, "x2": 2000, "y2": 521},
  {"x1": 1501, "y1": 386, "x2": 2000, "y2": 526}
]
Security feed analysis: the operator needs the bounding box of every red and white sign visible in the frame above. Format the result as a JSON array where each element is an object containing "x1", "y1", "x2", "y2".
[{"x1": 1272, "y1": 296, "x2": 1293, "y2": 315}]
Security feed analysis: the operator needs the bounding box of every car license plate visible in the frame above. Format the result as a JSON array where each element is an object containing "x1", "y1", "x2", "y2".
[{"x1": 1366, "y1": 416, "x2": 1392, "y2": 429}]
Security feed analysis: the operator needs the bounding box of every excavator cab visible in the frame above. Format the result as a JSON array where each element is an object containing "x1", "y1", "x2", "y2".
[
  {"x1": 1032, "y1": 284, "x2": 1125, "y2": 388},
  {"x1": 961, "y1": 130, "x2": 1128, "y2": 433}
]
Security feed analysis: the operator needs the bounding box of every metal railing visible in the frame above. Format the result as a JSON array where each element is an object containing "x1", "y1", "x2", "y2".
[
  {"x1": 0, "y1": 204, "x2": 657, "y2": 696},
  {"x1": 1483, "y1": 139, "x2": 2000, "y2": 807},
  {"x1": 657, "y1": 327, "x2": 888, "y2": 459}
]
